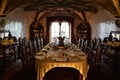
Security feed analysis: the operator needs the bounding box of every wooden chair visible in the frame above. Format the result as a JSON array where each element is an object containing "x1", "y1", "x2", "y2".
[
  {"x1": 79, "y1": 38, "x2": 84, "y2": 50},
  {"x1": 36, "y1": 37, "x2": 41, "y2": 50},
  {"x1": 103, "y1": 45, "x2": 117, "y2": 63},
  {"x1": 90, "y1": 44, "x2": 102, "y2": 72},
  {"x1": 20, "y1": 37, "x2": 30, "y2": 65},
  {"x1": 43, "y1": 67, "x2": 83, "y2": 80},
  {"x1": 78, "y1": 38, "x2": 82, "y2": 49},
  {"x1": 18, "y1": 37, "x2": 23, "y2": 59},
  {"x1": 27, "y1": 40, "x2": 35, "y2": 60},
  {"x1": 87, "y1": 41, "x2": 94, "y2": 62},
  {"x1": 82, "y1": 39, "x2": 88, "y2": 53},
  {"x1": 40, "y1": 37, "x2": 44, "y2": 48},
  {"x1": 33, "y1": 38, "x2": 38, "y2": 53}
]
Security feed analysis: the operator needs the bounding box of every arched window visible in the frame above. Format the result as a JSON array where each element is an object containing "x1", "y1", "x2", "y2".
[{"x1": 49, "y1": 21, "x2": 71, "y2": 43}]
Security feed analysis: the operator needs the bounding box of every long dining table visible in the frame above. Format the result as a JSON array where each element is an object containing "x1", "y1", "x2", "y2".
[{"x1": 35, "y1": 43, "x2": 90, "y2": 80}]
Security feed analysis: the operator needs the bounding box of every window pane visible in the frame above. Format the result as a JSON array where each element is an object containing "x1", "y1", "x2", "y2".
[
  {"x1": 61, "y1": 22, "x2": 69, "y2": 38},
  {"x1": 5, "y1": 21, "x2": 22, "y2": 39},
  {"x1": 50, "y1": 22, "x2": 60, "y2": 42},
  {"x1": 51, "y1": 22, "x2": 59, "y2": 38},
  {"x1": 50, "y1": 21, "x2": 71, "y2": 43}
]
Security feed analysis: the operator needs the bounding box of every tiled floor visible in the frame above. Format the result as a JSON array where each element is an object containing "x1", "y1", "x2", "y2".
[{"x1": 0, "y1": 61, "x2": 120, "y2": 80}]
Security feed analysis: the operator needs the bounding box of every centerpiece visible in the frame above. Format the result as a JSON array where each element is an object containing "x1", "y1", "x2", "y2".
[{"x1": 58, "y1": 36, "x2": 65, "y2": 47}]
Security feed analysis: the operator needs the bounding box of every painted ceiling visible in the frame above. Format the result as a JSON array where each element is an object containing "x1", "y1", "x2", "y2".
[{"x1": 0, "y1": 0, "x2": 120, "y2": 20}]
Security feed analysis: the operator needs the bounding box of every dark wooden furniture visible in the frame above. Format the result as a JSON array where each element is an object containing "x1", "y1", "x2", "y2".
[
  {"x1": 110, "y1": 31, "x2": 120, "y2": 40},
  {"x1": 30, "y1": 23, "x2": 44, "y2": 40},
  {"x1": 102, "y1": 42, "x2": 120, "y2": 70},
  {"x1": 0, "y1": 30, "x2": 19, "y2": 72},
  {"x1": 77, "y1": 23, "x2": 91, "y2": 42},
  {"x1": 102, "y1": 31, "x2": 120, "y2": 67},
  {"x1": 0, "y1": 42, "x2": 19, "y2": 72}
]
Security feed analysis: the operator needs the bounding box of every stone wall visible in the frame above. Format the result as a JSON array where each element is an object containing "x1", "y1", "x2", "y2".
[{"x1": 1, "y1": 8, "x2": 120, "y2": 42}]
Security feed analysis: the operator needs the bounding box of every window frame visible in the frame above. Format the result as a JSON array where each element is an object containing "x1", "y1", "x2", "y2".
[{"x1": 49, "y1": 21, "x2": 71, "y2": 43}]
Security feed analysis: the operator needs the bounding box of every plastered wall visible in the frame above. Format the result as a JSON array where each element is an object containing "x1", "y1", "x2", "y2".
[{"x1": 1, "y1": 8, "x2": 120, "y2": 42}]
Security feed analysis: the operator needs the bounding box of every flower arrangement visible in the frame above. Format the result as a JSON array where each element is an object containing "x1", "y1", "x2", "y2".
[{"x1": 58, "y1": 36, "x2": 65, "y2": 47}]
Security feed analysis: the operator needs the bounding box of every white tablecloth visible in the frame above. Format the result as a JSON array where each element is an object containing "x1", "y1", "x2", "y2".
[{"x1": 35, "y1": 43, "x2": 89, "y2": 80}]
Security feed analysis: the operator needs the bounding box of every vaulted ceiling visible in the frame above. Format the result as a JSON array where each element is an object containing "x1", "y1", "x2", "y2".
[{"x1": 0, "y1": 0, "x2": 120, "y2": 21}]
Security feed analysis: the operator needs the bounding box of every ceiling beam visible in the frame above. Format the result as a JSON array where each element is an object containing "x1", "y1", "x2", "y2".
[
  {"x1": 112, "y1": 0, "x2": 120, "y2": 16},
  {"x1": 0, "y1": 0, "x2": 8, "y2": 16}
]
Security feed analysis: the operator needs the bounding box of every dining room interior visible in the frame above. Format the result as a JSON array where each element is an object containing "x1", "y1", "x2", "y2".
[{"x1": 0, "y1": 0, "x2": 120, "y2": 80}]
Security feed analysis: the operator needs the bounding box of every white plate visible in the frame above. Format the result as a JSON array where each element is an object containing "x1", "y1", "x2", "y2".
[
  {"x1": 53, "y1": 57, "x2": 68, "y2": 62},
  {"x1": 74, "y1": 49, "x2": 82, "y2": 52}
]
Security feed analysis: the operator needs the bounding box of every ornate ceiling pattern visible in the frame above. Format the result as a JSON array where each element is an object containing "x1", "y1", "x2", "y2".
[{"x1": 0, "y1": 0, "x2": 120, "y2": 21}]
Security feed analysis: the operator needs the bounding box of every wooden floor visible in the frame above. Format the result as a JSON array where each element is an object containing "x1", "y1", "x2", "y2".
[{"x1": 0, "y1": 60, "x2": 120, "y2": 80}]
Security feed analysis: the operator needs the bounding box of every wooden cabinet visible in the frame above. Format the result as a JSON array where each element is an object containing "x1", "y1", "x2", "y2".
[
  {"x1": 30, "y1": 23, "x2": 44, "y2": 40},
  {"x1": 0, "y1": 30, "x2": 19, "y2": 72},
  {"x1": 77, "y1": 23, "x2": 91, "y2": 41},
  {"x1": 0, "y1": 42, "x2": 19, "y2": 72}
]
